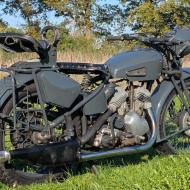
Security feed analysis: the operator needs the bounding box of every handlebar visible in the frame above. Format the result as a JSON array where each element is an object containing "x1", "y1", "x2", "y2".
[{"x1": 107, "y1": 34, "x2": 181, "y2": 46}]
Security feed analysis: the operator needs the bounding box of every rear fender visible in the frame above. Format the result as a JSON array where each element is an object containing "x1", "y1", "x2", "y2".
[
  {"x1": 0, "y1": 73, "x2": 33, "y2": 109},
  {"x1": 151, "y1": 68, "x2": 190, "y2": 141},
  {"x1": 0, "y1": 60, "x2": 46, "y2": 109}
]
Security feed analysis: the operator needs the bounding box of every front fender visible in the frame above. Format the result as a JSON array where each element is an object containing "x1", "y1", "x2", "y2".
[
  {"x1": 0, "y1": 73, "x2": 33, "y2": 109},
  {"x1": 151, "y1": 67, "x2": 190, "y2": 141}
]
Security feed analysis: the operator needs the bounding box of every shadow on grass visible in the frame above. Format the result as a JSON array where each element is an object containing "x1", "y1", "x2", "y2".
[{"x1": 1, "y1": 148, "x2": 159, "y2": 185}]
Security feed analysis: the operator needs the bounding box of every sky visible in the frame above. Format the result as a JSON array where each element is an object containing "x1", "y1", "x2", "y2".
[{"x1": 0, "y1": 0, "x2": 118, "y2": 28}]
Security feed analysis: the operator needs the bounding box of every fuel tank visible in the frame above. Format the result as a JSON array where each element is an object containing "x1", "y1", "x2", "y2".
[
  {"x1": 37, "y1": 71, "x2": 81, "y2": 108},
  {"x1": 106, "y1": 48, "x2": 163, "y2": 81}
]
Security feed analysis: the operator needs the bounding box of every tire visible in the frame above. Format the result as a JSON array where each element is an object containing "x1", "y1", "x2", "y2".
[
  {"x1": 0, "y1": 84, "x2": 65, "y2": 186},
  {"x1": 157, "y1": 80, "x2": 190, "y2": 155}
]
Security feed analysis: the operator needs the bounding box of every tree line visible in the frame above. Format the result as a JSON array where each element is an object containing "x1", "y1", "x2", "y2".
[{"x1": 0, "y1": 0, "x2": 190, "y2": 51}]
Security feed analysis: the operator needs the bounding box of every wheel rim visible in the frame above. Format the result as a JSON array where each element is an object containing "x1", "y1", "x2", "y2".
[{"x1": 163, "y1": 92, "x2": 190, "y2": 152}]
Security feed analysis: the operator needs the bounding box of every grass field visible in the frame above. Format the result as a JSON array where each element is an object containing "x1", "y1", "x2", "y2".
[
  {"x1": 1, "y1": 52, "x2": 190, "y2": 190},
  {"x1": 1, "y1": 150, "x2": 190, "y2": 190}
]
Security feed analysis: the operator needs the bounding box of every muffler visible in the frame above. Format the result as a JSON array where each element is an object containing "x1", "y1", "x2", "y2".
[
  {"x1": 80, "y1": 108, "x2": 157, "y2": 161},
  {"x1": 10, "y1": 140, "x2": 80, "y2": 166}
]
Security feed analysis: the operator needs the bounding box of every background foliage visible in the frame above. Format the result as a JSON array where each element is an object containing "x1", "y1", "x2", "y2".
[{"x1": 0, "y1": 0, "x2": 190, "y2": 52}]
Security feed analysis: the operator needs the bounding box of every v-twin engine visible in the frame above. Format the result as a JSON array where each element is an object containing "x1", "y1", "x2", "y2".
[{"x1": 94, "y1": 86, "x2": 151, "y2": 148}]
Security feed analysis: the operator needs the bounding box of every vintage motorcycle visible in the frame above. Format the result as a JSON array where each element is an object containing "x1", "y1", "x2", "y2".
[{"x1": 0, "y1": 26, "x2": 190, "y2": 185}]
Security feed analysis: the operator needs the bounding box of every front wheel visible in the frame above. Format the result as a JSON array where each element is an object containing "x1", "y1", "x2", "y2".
[{"x1": 158, "y1": 80, "x2": 190, "y2": 154}]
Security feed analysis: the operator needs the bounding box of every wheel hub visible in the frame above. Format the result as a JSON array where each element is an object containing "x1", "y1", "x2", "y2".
[{"x1": 179, "y1": 111, "x2": 190, "y2": 136}]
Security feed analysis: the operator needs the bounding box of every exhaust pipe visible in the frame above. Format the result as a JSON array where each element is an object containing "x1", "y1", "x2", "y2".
[
  {"x1": 0, "y1": 151, "x2": 11, "y2": 164},
  {"x1": 80, "y1": 108, "x2": 157, "y2": 161},
  {"x1": 0, "y1": 109, "x2": 156, "y2": 165}
]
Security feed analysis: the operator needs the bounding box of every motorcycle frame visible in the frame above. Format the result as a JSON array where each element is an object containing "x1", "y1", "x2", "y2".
[
  {"x1": 1, "y1": 61, "x2": 190, "y2": 144},
  {"x1": 0, "y1": 61, "x2": 108, "y2": 132}
]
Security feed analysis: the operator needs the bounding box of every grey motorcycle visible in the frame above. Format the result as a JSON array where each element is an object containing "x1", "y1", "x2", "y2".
[{"x1": 0, "y1": 26, "x2": 190, "y2": 185}]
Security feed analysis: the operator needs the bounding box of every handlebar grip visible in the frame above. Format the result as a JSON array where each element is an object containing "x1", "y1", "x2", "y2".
[
  {"x1": 107, "y1": 34, "x2": 134, "y2": 41},
  {"x1": 107, "y1": 36, "x2": 124, "y2": 41}
]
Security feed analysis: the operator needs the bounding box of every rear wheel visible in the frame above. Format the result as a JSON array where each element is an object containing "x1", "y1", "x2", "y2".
[
  {"x1": 0, "y1": 84, "x2": 67, "y2": 186},
  {"x1": 158, "y1": 80, "x2": 190, "y2": 154}
]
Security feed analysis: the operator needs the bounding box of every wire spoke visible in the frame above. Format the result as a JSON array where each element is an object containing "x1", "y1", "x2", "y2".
[
  {"x1": 163, "y1": 92, "x2": 190, "y2": 151},
  {"x1": 2, "y1": 92, "x2": 65, "y2": 177}
]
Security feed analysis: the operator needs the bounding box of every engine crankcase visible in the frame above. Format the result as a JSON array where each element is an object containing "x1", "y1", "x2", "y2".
[{"x1": 124, "y1": 110, "x2": 149, "y2": 136}]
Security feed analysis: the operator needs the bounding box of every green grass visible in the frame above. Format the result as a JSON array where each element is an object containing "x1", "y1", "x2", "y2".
[{"x1": 1, "y1": 150, "x2": 190, "y2": 190}]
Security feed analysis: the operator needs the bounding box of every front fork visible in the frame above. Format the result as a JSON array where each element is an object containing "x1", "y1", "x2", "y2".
[
  {"x1": 171, "y1": 75, "x2": 190, "y2": 115},
  {"x1": 157, "y1": 73, "x2": 190, "y2": 144}
]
